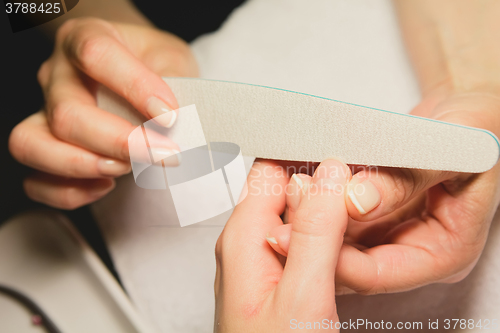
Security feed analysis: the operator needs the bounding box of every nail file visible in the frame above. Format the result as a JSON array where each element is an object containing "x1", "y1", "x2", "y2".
[{"x1": 98, "y1": 78, "x2": 500, "y2": 173}]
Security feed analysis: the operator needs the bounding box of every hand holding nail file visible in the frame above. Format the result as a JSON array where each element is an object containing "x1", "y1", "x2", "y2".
[{"x1": 99, "y1": 77, "x2": 500, "y2": 173}]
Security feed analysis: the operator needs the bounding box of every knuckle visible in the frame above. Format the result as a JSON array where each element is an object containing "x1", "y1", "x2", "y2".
[
  {"x1": 64, "y1": 19, "x2": 115, "y2": 72},
  {"x1": 215, "y1": 227, "x2": 240, "y2": 263},
  {"x1": 215, "y1": 237, "x2": 222, "y2": 259},
  {"x1": 215, "y1": 232, "x2": 226, "y2": 263},
  {"x1": 65, "y1": 153, "x2": 86, "y2": 178},
  {"x1": 49, "y1": 102, "x2": 75, "y2": 139},
  {"x1": 121, "y1": 74, "x2": 147, "y2": 102},
  {"x1": 294, "y1": 206, "x2": 332, "y2": 232},
  {"x1": 72, "y1": 33, "x2": 110, "y2": 71}
]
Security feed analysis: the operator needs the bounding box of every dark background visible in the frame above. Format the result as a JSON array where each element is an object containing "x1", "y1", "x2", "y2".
[{"x1": 0, "y1": 0, "x2": 245, "y2": 280}]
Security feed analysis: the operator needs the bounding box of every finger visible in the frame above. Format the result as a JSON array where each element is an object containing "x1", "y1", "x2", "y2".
[
  {"x1": 335, "y1": 284, "x2": 356, "y2": 296},
  {"x1": 335, "y1": 237, "x2": 440, "y2": 294},
  {"x1": 45, "y1": 57, "x2": 178, "y2": 160},
  {"x1": 283, "y1": 173, "x2": 312, "y2": 224},
  {"x1": 216, "y1": 160, "x2": 290, "y2": 301},
  {"x1": 63, "y1": 20, "x2": 179, "y2": 126},
  {"x1": 267, "y1": 182, "x2": 425, "y2": 257},
  {"x1": 345, "y1": 166, "x2": 461, "y2": 221},
  {"x1": 266, "y1": 224, "x2": 291, "y2": 256},
  {"x1": 24, "y1": 172, "x2": 115, "y2": 210},
  {"x1": 336, "y1": 182, "x2": 484, "y2": 294},
  {"x1": 9, "y1": 112, "x2": 131, "y2": 178},
  {"x1": 267, "y1": 219, "x2": 440, "y2": 294},
  {"x1": 267, "y1": 173, "x2": 311, "y2": 255},
  {"x1": 279, "y1": 159, "x2": 351, "y2": 304},
  {"x1": 344, "y1": 192, "x2": 427, "y2": 247}
]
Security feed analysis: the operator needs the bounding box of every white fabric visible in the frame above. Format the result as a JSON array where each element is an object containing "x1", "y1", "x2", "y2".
[{"x1": 92, "y1": 0, "x2": 500, "y2": 332}]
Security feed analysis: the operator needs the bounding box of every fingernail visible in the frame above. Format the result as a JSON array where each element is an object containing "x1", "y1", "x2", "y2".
[
  {"x1": 150, "y1": 148, "x2": 181, "y2": 166},
  {"x1": 327, "y1": 156, "x2": 347, "y2": 165},
  {"x1": 292, "y1": 173, "x2": 307, "y2": 195},
  {"x1": 347, "y1": 180, "x2": 381, "y2": 214},
  {"x1": 97, "y1": 159, "x2": 131, "y2": 176},
  {"x1": 312, "y1": 158, "x2": 349, "y2": 191},
  {"x1": 266, "y1": 232, "x2": 278, "y2": 245},
  {"x1": 146, "y1": 96, "x2": 177, "y2": 128},
  {"x1": 288, "y1": 174, "x2": 306, "y2": 211}
]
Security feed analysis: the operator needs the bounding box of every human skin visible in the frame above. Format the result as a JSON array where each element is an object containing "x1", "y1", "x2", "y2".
[
  {"x1": 214, "y1": 159, "x2": 348, "y2": 332},
  {"x1": 8, "y1": 0, "x2": 500, "y2": 298},
  {"x1": 8, "y1": 1, "x2": 198, "y2": 208},
  {"x1": 217, "y1": 3, "x2": 500, "y2": 325},
  {"x1": 265, "y1": 0, "x2": 500, "y2": 294}
]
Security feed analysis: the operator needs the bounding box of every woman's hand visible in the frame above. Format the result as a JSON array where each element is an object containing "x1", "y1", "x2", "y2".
[
  {"x1": 215, "y1": 158, "x2": 350, "y2": 332},
  {"x1": 9, "y1": 18, "x2": 198, "y2": 209},
  {"x1": 266, "y1": 90, "x2": 500, "y2": 294}
]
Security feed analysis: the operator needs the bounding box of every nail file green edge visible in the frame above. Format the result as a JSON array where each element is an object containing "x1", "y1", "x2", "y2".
[{"x1": 99, "y1": 77, "x2": 500, "y2": 173}]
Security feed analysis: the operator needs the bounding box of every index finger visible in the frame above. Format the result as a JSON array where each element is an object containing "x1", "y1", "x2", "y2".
[
  {"x1": 278, "y1": 159, "x2": 350, "y2": 306},
  {"x1": 62, "y1": 20, "x2": 179, "y2": 126},
  {"x1": 216, "y1": 160, "x2": 289, "y2": 302}
]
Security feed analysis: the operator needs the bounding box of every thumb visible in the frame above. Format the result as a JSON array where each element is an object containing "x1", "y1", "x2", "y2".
[
  {"x1": 278, "y1": 158, "x2": 350, "y2": 296},
  {"x1": 345, "y1": 167, "x2": 460, "y2": 221},
  {"x1": 266, "y1": 223, "x2": 292, "y2": 257}
]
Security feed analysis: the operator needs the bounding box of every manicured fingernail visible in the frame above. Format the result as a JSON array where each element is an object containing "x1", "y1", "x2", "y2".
[
  {"x1": 150, "y1": 148, "x2": 181, "y2": 166},
  {"x1": 288, "y1": 173, "x2": 307, "y2": 211},
  {"x1": 292, "y1": 173, "x2": 306, "y2": 195},
  {"x1": 348, "y1": 180, "x2": 381, "y2": 214},
  {"x1": 327, "y1": 156, "x2": 347, "y2": 165},
  {"x1": 97, "y1": 159, "x2": 131, "y2": 176},
  {"x1": 312, "y1": 158, "x2": 349, "y2": 191},
  {"x1": 266, "y1": 232, "x2": 278, "y2": 245},
  {"x1": 146, "y1": 96, "x2": 177, "y2": 128}
]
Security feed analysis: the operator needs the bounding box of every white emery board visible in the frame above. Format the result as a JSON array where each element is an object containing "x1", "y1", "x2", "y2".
[{"x1": 98, "y1": 78, "x2": 499, "y2": 173}]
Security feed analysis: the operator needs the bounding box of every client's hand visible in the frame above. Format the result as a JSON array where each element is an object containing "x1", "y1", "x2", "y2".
[
  {"x1": 9, "y1": 18, "x2": 198, "y2": 209},
  {"x1": 215, "y1": 159, "x2": 350, "y2": 332},
  {"x1": 266, "y1": 91, "x2": 500, "y2": 294}
]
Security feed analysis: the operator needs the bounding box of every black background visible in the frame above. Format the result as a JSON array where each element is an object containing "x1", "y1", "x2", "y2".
[{"x1": 0, "y1": 0, "x2": 245, "y2": 279}]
